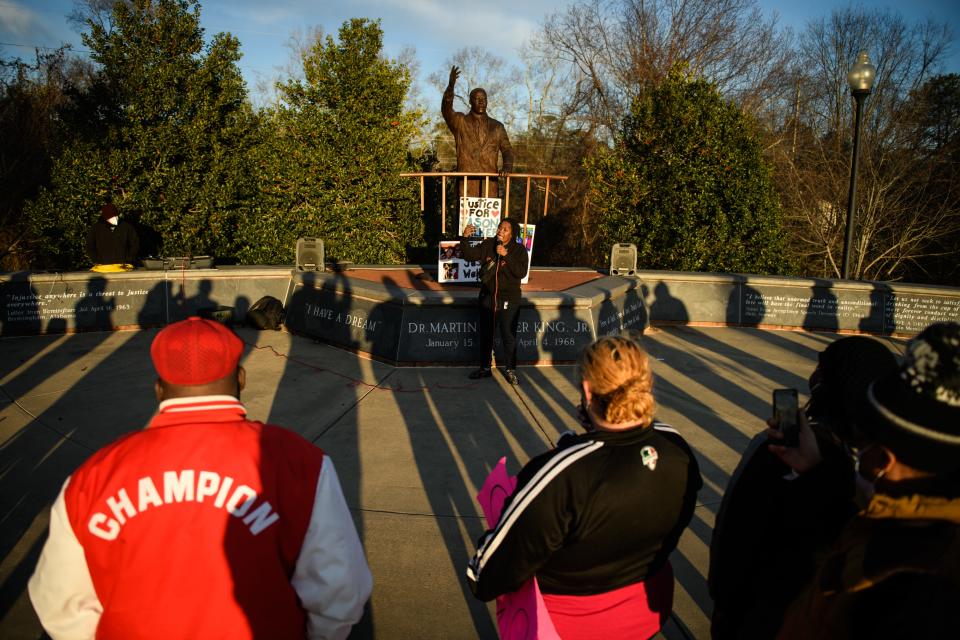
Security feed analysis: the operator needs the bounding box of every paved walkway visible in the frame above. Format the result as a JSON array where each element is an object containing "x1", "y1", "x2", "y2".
[{"x1": 0, "y1": 326, "x2": 904, "y2": 639}]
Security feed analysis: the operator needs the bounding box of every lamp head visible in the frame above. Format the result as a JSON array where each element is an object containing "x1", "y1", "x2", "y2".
[{"x1": 848, "y1": 50, "x2": 876, "y2": 95}]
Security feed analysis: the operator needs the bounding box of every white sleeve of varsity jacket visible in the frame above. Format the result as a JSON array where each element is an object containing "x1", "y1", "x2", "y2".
[
  {"x1": 28, "y1": 478, "x2": 103, "y2": 640},
  {"x1": 292, "y1": 457, "x2": 373, "y2": 640}
]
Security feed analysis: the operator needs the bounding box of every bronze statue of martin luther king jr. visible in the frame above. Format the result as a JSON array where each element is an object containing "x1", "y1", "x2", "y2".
[{"x1": 442, "y1": 66, "x2": 513, "y2": 198}]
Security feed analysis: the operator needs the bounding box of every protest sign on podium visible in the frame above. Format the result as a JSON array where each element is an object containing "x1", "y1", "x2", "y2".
[
  {"x1": 518, "y1": 224, "x2": 536, "y2": 285},
  {"x1": 436, "y1": 197, "x2": 501, "y2": 284},
  {"x1": 441, "y1": 200, "x2": 536, "y2": 286},
  {"x1": 459, "y1": 197, "x2": 502, "y2": 237}
]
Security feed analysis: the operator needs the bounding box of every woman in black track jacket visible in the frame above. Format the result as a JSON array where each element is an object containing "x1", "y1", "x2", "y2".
[{"x1": 467, "y1": 335, "x2": 702, "y2": 639}]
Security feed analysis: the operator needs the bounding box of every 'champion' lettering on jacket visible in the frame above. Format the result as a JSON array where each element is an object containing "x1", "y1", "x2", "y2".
[{"x1": 88, "y1": 469, "x2": 279, "y2": 540}]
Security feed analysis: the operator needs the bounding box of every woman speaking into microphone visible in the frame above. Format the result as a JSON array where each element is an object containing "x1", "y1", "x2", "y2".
[{"x1": 459, "y1": 217, "x2": 528, "y2": 385}]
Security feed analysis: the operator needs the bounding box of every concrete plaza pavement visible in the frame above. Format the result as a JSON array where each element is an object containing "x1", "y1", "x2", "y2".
[{"x1": 0, "y1": 325, "x2": 904, "y2": 638}]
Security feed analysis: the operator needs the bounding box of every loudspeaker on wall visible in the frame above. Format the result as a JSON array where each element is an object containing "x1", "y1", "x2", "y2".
[
  {"x1": 295, "y1": 238, "x2": 324, "y2": 271},
  {"x1": 609, "y1": 243, "x2": 638, "y2": 276}
]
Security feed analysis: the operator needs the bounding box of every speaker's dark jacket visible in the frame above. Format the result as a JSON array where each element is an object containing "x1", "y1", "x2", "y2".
[
  {"x1": 459, "y1": 236, "x2": 528, "y2": 301},
  {"x1": 86, "y1": 220, "x2": 139, "y2": 265}
]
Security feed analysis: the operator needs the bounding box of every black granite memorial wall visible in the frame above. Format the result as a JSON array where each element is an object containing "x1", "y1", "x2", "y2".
[
  {"x1": 3, "y1": 268, "x2": 958, "y2": 365},
  {"x1": 638, "y1": 272, "x2": 959, "y2": 336},
  {"x1": 282, "y1": 273, "x2": 643, "y2": 364},
  {"x1": 0, "y1": 267, "x2": 291, "y2": 336}
]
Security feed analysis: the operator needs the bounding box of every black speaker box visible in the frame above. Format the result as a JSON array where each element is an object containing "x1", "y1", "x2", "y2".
[
  {"x1": 296, "y1": 238, "x2": 324, "y2": 271},
  {"x1": 141, "y1": 256, "x2": 214, "y2": 270}
]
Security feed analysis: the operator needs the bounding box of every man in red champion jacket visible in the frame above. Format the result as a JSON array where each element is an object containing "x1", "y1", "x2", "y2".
[{"x1": 28, "y1": 317, "x2": 372, "y2": 639}]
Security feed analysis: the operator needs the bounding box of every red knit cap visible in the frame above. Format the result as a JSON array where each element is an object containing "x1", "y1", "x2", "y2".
[
  {"x1": 151, "y1": 317, "x2": 243, "y2": 385},
  {"x1": 100, "y1": 203, "x2": 119, "y2": 221}
]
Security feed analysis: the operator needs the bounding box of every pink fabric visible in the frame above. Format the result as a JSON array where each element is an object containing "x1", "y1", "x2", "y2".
[
  {"x1": 478, "y1": 458, "x2": 561, "y2": 640},
  {"x1": 541, "y1": 563, "x2": 674, "y2": 640}
]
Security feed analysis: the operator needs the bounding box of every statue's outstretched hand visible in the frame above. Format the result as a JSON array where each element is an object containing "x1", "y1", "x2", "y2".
[{"x1": 448, "y1": 66, "x2": 460, "y2": 88}]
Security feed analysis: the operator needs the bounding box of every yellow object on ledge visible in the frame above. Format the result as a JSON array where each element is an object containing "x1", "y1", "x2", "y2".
[{"x1": 90, "y1": 263, "x2": 134, "y2": 273}]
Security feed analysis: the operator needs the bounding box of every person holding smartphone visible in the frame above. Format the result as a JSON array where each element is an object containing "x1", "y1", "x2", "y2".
[
  {"x1": 459, "y1": 217, "x2": 528, "y2": 385},
  {"x1": 709, "y1": 336, "x2": 899, "y2": 639},
  {"x1": 779, "y1": 322, "x2": 960, "y2": 638}
]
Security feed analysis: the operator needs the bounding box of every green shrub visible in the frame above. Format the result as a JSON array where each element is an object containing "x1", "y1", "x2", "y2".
[{"x1": 586, "y1": 66, "x2": 789, "y2": 274}]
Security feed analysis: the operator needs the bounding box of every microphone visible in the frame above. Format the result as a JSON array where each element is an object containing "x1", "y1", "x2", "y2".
[{"x1": 496, "y1": 239, "x2": 503, "y2": 247}]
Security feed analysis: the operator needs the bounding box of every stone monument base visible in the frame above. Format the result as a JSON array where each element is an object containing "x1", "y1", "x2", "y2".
[
  {"x1": 284, "y1": 267, "x2": 646, "y2": 365},
  {"x1": 3, "y1": 266, "x2": 956, "y2": 364}
]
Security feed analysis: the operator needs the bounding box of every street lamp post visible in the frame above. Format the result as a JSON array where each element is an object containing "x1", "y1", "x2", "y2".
[{"x1": 841, "y1": 50, "x2": 876, "y2": 280}]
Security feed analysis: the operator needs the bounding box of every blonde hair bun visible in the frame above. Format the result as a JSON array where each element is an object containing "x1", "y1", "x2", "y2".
[{"x1": 578, "y1": 335, "x2": 656, "y2": 427}]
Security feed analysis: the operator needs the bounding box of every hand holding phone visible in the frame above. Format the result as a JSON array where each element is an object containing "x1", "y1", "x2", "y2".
[
  {"x1": 766, "y1": 405, "x2": 823, "y2": 473},
  {"x1": 772, "y1": 388, "x2": 800, "y2": 447}
]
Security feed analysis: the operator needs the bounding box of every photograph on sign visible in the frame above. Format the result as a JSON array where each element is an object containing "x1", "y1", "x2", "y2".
[
  {"x1": 438, "y1": 240, "x2": 481, "y2": 283},
  {"x1": 459, "y1": 197, "x2": 502, "y2": 238},
  {"x1": 518, "y1": 224, "x2": 536, "y2": 285}
]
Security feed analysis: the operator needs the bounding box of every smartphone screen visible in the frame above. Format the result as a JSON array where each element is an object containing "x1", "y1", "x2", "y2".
[{"x1": 772, "y1": 388, "x2": 800, "y2": 447}]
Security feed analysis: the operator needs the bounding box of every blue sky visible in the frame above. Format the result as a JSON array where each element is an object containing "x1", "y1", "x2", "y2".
[{"x1": 3, "y1": 0, "x2": 959, "y2": 104}]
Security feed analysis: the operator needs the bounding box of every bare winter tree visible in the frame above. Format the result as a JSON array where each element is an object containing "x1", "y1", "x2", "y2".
[
  {"x1": 529, "y1": 0, "x2": 793, "y2": 137},
  {"x1": 773, "y1": 8, "x2": 957, "y2": 281},
  {"x1": 249, "y1": 25, "x2": 327, "y2": 109},
  {"x1": 509, "y1": 0, "x2": 792, "y2": 266},
  {"x1": 68, "y1": 0, "x2": 129, "y2": 37}
]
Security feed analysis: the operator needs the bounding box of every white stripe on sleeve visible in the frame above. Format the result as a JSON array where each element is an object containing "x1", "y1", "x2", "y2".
[{"x1": 471, "y1": 440, "x2": 604, "y2": 578}]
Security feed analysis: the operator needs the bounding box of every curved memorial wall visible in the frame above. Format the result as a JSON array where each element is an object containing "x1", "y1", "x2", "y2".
[
  {"x1": 0, "y1": 266, "x2": 293, "y2": 335},
  {"x1": 2, "y1": 267, "x2": 957, "y2": 364}
]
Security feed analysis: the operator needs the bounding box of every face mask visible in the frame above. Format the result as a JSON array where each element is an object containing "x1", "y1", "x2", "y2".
[
  {"x1": 853, "y1": 472, "x2": 876, "y2": 508},
  {"x1": 107, "y1": 216, "x2": 119, "y2": 226},
  {"x1": 851, "y1": 443, "x2": 886, "y2": 508}
]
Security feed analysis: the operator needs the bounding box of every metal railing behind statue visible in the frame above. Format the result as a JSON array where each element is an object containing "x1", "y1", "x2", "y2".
[{"x1": 400, "y1": 172, "x2": 568, "y2": 234}]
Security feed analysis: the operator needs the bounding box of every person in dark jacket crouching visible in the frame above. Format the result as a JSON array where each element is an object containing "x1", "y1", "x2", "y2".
[
  {"x1": 86, "y1": 202, "x2": 139, "y2": 270},
  {"x1": 776, "y1": 321, "x2": 960, "y2": 639},
  {"x1": 467, "y1": 335, "x2": 702, "y2": 639},
  {"x1": 459, "y1": 217, "x2": 528, "y2": 385}
]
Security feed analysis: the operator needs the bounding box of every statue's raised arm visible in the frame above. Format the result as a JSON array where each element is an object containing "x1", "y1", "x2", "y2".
[{"x1": 442, "y1": 66, "x2": 460, "y2": 129}]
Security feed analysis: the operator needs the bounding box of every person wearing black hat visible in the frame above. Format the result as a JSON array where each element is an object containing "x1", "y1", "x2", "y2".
[
  {"x1": 709, "y1": 336, "x2": 900, "y2": 639},
  {"x1": 86, "y1": 202, "x2": 139, "y2": 269},
  {"x1": 459, "y1": 217, "x2": 528, "y2": 385},
  {"x1": 777, "y1": 322, "x2": 960, "y2": 639}
]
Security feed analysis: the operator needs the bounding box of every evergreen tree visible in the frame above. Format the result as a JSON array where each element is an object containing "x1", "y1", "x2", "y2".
[
  {"x1": 586, "y1": 66, "x2": 788, "y2": 274},
  {"x1": 241, "y1": 18, "x2": 424, "y2": 265},
  {"x1": 26, "y1": 0, "x2": 257, "y2": 268},
  {"x1": 0, "y1": 47, "x2": 91, "y2": 270}
]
